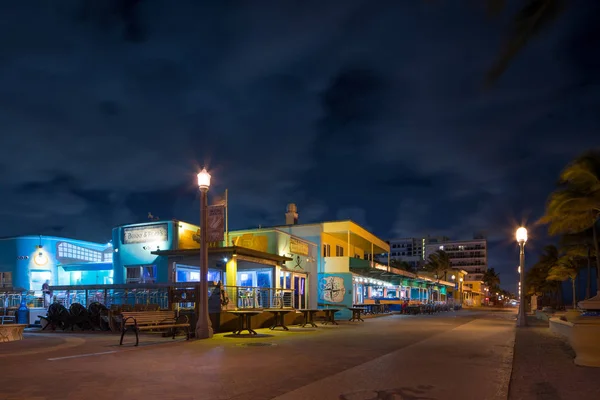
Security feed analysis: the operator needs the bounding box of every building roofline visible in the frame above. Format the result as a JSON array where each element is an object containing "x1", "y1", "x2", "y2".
[
  {"x1": 152, "y1": 245, "x2": 293, "y2": 263},
  {"x1": 0, "y1": 235, "x2": 109, "y2": 247},
  {"x1": 227, "y1": 227, "x2": 317, "y2": 247}
]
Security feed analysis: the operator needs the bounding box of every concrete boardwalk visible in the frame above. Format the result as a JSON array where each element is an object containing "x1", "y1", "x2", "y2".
[
  {"x1": 0, "y1": 310, "x2": 516, "y2": 400},
  {"x1": 509, "y1": 316, "x2": 600, "y2": 400}
]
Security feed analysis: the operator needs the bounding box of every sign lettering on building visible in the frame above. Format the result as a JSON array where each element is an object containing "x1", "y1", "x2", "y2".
[
  {"x1": 290, "y1": 237, "x2": 309, "y2": 256},
  {"x1": 123, "y1": 224, "x2": 168, "y2": 244},
  {"x1": 207, "y1": 205, "x2": 225, "y2": 243}
]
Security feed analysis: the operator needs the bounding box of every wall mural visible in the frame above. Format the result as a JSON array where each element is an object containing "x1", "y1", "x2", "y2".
[{"x1": 319, "y1": 276, "x2": 346, "y2": 303}]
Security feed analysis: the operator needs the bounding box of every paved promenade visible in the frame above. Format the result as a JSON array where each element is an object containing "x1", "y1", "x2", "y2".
[
  {"x1": 509, "y1": 316, "x2": 600, "y2": 400},
  {"x1": 0, "y1": 310, "x2": 516, "y2": 400}
]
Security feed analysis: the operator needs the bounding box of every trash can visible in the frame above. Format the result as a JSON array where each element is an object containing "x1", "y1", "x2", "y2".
[{"x1": 17, "y1": 301, "x2": 29, "y2": 325}]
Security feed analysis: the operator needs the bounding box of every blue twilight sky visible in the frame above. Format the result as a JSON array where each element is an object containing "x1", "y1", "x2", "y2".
[{"x1": 0, "y1": 1, "x2": 598, "y2": 291}]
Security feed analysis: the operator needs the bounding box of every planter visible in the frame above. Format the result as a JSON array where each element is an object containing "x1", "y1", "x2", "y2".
[
  {"x1": 571, "y1": 316, "x2": 600, "y2": 367},
  {"x1": 0, "y1": 324, "x2": 27, "y2": 343},
  {"x1": 565, "y1": 309, "x2": 582, "y2": 322},
  {"x1": 550, "y1": 316, "x2": 600, "y2": 367},
  {"x1": 578, "y1": 293, "x2": 600, "y2": 311},
  {"x1": 549, "y1": 317, "x2": 573, "y2": 338}
]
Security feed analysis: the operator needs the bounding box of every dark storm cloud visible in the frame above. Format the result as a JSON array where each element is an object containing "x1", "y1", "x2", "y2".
[{"x1": 1, "y1": 1, "x2": 598, "y2": 291}]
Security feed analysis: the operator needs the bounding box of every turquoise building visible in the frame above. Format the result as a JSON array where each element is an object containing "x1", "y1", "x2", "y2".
[{"x1": 0, "y1": 235, "x2": 112, "y2": 290}]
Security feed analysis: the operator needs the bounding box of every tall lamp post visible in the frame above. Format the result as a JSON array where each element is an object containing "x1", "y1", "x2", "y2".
[
  {"x1": 196, "y1": 168, "x2": 214, "y2": 339},
  {"x1": 516, "y1": 226, "x2": 528, "y2": 327}
]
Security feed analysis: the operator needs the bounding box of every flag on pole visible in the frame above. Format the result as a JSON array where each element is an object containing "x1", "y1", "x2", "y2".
[{"x1": 211, "y1": 191, "x2": 227, "y2": 206}]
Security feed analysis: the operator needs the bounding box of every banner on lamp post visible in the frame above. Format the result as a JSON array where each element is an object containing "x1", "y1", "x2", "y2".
[{"x1": 207, "y1": 205, "x2": 225, "y2": 242}]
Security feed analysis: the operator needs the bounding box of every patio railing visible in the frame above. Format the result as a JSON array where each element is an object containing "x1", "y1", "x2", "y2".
[{"x1": 2, "y1": 284, "x2": 296, "y2": 311}]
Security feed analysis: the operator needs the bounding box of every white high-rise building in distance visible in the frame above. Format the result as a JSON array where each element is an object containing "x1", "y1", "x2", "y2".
[
  {"x1": 377, "y1": 236, "x2": 449, "y2": 270},
  {"x1": 424, "y1": 235, "x2": 488, "y2": 280}
]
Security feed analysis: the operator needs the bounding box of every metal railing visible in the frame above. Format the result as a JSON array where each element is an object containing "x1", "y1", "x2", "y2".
[
  {"x1": 221, "y1": 286, "x2": 295, "y2": 310},
  {"x1": 1, "y1": 291, "x2": 44, "y2": 309},
  {"x1": 3, "y1": 284, "x2": 297, "y2": 311}
]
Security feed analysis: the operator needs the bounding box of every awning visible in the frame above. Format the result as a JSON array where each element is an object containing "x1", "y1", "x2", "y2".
[
  {"x1": 152, "y1": 245, "x2": 293, "y2": 264},
  {"x1": 60, "y1": 262, "x2": 113, "y2": 272}
]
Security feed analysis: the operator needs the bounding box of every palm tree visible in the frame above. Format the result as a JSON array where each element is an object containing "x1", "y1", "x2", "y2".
[
  {"x1": 547, "y1": 252, "x2": 582, "y2": 309},
  {"x1": 560, "y1": 229, "x2": 596, "y2": 299},
  {"x1": 390, "y1": 259, "x2": 415, "y2": 273},
  {"x1": 423, "y1": 250, "x2": 452, "y2": 281},
  {"x1": 483, "y1": 268, "x2": 501, "y2": 289},
  {"x1": 526, "y1": 245, "x2": 562, "y2": 307},
  {"x1": 539, "y1": 150, "x2": 600, "y2": 298}
]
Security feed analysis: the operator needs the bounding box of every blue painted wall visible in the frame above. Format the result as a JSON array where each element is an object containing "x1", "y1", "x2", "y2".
[
  {"x1": 318, "y1": 272, "x2": 353, "y2": 319},
  {"x1": 0, "y1": 236, "x2": 110, "y2": 290},
  {"x1": 111, "y1": 221, "x2": 176, "y2": 284}
]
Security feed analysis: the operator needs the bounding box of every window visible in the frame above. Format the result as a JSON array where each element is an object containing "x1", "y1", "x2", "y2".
[
  {"x1": 126, "y1": 266, "x2": 156, "y2": 283},
  {"x1": 57, "y1": 242, "x2": 103, "y2": 262},
  {"x1": 0, "y1": 272, "x2": 12, "y2": 288},
  {"x1": 335, "y1": 245, "x2": 344, "y2": 257},
  {"x1": 323, "y1": 244, "x2": 331, "y2": 257},
  {"x1": 126, "y1": 267, "x2": 141, "y2": 283}
]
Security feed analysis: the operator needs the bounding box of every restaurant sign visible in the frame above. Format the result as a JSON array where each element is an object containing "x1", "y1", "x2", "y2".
[
  {"x1": 290, "y1": 237, "x2": 309, "y2": 256},
  {"x1": 123, "y1": 223, "x2": 168, "y2": 244}
]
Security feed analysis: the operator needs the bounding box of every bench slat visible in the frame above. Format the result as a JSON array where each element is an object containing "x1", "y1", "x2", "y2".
[{"x1": 121, "y1": 312, "x2": 176, "y2": 325}]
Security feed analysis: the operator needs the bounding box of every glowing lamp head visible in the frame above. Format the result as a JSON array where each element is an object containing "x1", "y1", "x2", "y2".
[
  {"x1": 516, "y1": 227, "x2": 527, "y2": 243},
  {"x1": 459, "y1": 278, "x2": 463, "y2": 282},
  {"x1": 451, "y1": 274, "x2": 456, "y2": 280},
  {"x1": 197, "y1": 168, "x2": 211, "y2": 189}
]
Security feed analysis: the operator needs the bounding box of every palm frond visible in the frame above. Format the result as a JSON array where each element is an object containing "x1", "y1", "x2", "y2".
[
  {"x1": 486, "y1": 0, "x2": 568, "y2": 87},
  {"x1": 547, "y1": 265, "x2": 576, "y2": 281}
]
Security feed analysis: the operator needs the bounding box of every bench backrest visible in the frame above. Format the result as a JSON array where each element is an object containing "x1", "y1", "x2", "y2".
[{"x1": 121, "y1": 311, "x2": 176, "y2": 326}]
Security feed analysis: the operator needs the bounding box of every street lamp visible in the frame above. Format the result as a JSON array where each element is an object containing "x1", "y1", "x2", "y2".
[
  {"x1": 516, "y1": 226, "x2": 528, "y2": 327},
  {"x1": 196, "y1": 168, "x2": 214, "y2": 339}
]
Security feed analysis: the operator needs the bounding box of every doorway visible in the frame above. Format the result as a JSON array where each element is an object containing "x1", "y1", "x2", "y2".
[{"x1": 293, "y1": 273, "x2": 307, "y2": 309}]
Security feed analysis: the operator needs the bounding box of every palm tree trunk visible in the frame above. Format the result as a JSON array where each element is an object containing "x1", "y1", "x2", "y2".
[
  {"x1": 572, "y1": 279, "x2": 577, "y2": 309},
  {"x1": 587, "y1": 247, "x2": 592, "y2": 299},
  {"x1": 594, "y1": 223, "x2": 600, "y2": 296}
]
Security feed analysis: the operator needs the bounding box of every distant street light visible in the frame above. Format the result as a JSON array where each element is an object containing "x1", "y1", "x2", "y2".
[
  {"x1": 516, "y1": 226, "x2": 528, "y2": 327},
  {"x1": 196, "y1": 168, "x2": 214, "y2": 339}
]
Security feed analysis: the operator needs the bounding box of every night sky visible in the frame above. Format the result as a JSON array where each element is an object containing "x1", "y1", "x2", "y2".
[{"x1": 1, "y1": 1, "x2": 598, "y2": 291}]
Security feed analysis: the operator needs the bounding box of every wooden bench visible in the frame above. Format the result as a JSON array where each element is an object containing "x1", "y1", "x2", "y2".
[{"x1": 119, "y1": 311, "x2": 190, "y2": 346}]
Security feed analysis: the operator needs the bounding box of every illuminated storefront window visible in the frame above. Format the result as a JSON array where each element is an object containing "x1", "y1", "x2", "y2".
[
  {"x1": 57, "y1": 242, "x2": 103, "y2": 262},
  {"x1": 175, "y1": 264, "x2": 223, "y2": 283}
]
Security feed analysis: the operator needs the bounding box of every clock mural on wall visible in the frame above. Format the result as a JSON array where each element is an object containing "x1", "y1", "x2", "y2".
[{"x1": 319, "y1": 276, "x2": 346, "y2": 303}]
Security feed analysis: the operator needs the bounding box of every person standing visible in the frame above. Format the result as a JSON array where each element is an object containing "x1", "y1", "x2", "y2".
[{"x1": 42, "y1": 280, "x2": 53, "y2": 308}]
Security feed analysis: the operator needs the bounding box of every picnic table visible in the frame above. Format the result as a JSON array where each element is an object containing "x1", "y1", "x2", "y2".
[
  {"x1": 321, "y1": 308, "x2": 340, "y2": 325},
  {"x1": 228, "y1": 310, "x2": 262, "y2": 335},
  {"x1": 264, "y1": 309, "x2": 293, "y2": 331},
  {"x1": 298, "y1": 308, "x2": 320, "y2": 328},
  {"x1": 348, "y1": 307, "x2": 365, "y2": 322}
]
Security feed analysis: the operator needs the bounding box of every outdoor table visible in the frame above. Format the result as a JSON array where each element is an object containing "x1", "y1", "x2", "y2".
[
  {"x1": 354, "y1": 304, "x2": 373, "y2": 314},
  {"x1": 320, "y1": 309, "x2": 339, "y2": 325},
  {"x1": 298, "y1": 309, "x2": 320, "y2": 328},
  {"x1": 228, "y1": 310, "x2": 262, "y2": 335},
  {"x1": 348, "y1": 307, "x2": 365, "y2": 322},
  {"x1": 265, "y1": 309, "x2": 293, "y2": 331}
]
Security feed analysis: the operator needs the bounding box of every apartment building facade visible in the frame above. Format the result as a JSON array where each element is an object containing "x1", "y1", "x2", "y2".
[{"x1": 425, "y1": 236, "x2": 488, "y2": 279}]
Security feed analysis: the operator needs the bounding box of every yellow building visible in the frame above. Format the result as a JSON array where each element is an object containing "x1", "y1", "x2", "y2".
[{"x1": 462, "y1": 279, "x2": 489, "y2": 307}]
